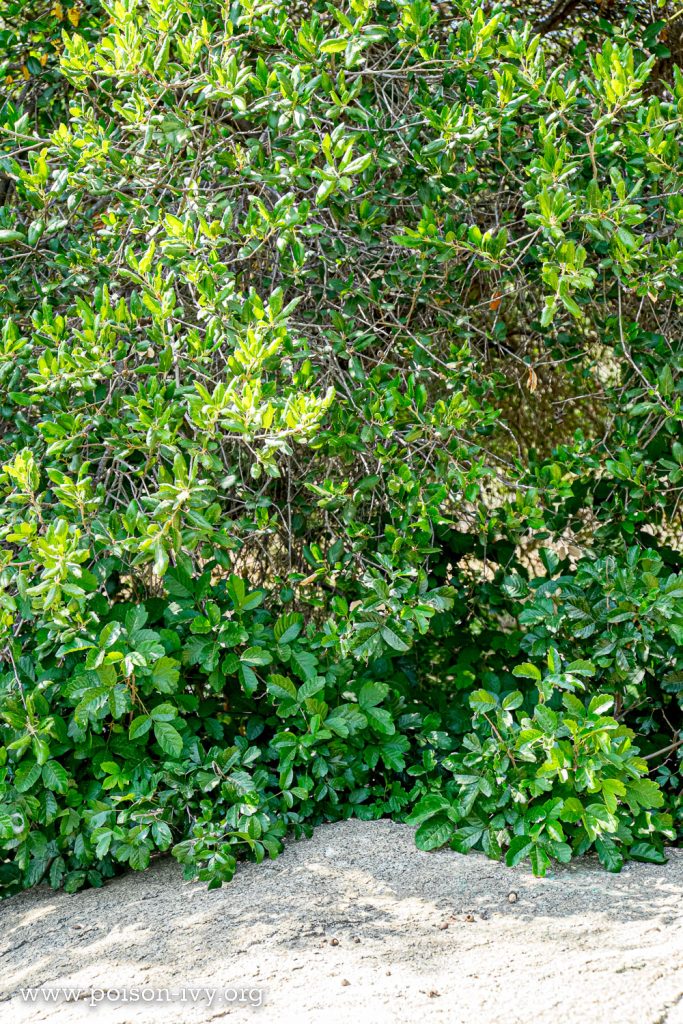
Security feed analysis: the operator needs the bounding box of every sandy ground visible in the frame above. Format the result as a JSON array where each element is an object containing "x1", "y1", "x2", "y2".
[{"x1": 1, "y1": 818, "x2": 682, "y2": 1024}]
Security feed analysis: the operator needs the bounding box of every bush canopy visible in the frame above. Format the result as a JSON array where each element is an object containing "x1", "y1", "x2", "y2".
[{"x1": 0, "y1": 0, "x2": 681, "y2": 893}]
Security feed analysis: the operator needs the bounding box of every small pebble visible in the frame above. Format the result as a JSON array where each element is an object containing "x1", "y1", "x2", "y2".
[
  {"x1": 438, "y1": 922, "x2": 449, "y2": 930},
  {"x1": 341, "y1": 979, "x2": 350, "y2": 987},
  {"x1": 330, "y1": 937, "x2": 339, "y2": 946},
  {"x1": 352, "y1": 936, "x2": 361, "y2": 944},
  {"x1": 508, "y1": 891, "x2": 518, "y2": 903},
  {"x1": 465, "y1": 913, "x2": 475, "y2": 922}
]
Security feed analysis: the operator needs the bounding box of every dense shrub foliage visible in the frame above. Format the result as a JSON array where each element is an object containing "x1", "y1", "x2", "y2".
[{"x1": 0, "y1": 0, "x2": 681, "y2": 894}]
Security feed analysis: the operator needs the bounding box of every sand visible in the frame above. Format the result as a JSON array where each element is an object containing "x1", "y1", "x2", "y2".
[{"x1": 2, "y1": 818, "x2": 682, "y2": 1023}]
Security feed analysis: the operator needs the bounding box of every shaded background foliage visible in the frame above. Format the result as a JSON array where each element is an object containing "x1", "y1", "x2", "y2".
[{"x1": 0, "y1": 0, "x2": 681, "y2": 893}]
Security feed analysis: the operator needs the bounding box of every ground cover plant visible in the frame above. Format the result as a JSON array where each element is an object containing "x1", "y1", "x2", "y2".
[{"x1": 0, "y1": 0, "x2": 681, "y2": 895}]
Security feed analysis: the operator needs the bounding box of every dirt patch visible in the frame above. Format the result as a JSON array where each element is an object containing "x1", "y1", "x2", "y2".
[{"x1": 1, "y1": 819, "x2": 682, "y2": 1023}]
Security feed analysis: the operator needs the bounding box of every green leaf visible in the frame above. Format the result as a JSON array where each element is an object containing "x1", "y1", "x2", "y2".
[
  {"x1": 0, "y1": 809, "x2": 21, "y2": 840},
  {"x1": 100, "y1": 621, "x2": 122, "y2": 648},
  {"x1": 601, "y1": 778, "x2": 625, "y2": 813},
  {"x1": 325, "y1": 704, "x2": 367, "y2": 737},
  {"x1": 366, "y1": 706, "x2": 395, "y2": 735},
  {"x1": 152, "y1": 657, "x2": 180, "y2": 693},
  {"x1": 358, "y1": 681, "x2": 389, "y2": 710},
  {"x1": 529, "y1": 844, "x2": 551, "y2": 877},
  {"x1": 0, "y1": 230, "x2": 26, "y2": 245},
  {"x1": 152, "y1": 821, "x2": 173, "y2": 849},
  {"x1": 129, "y1": 844, "x2": 151, "y2": 871},
  {"x1": 154, "y1": 721, "x2": 183, "y2": 758},
  {"x1": 624, "y1": 778, "x2": 664, "y2": 812},
  {"x1": 567, "y1": 660, "x2": 595, "y2": 678},
  {"x1": 380, "y1": 625, "x2": 410, "y2": 652},
  {"x1": 14, "y1": 761, "x2": 41, "y2": 793},
  {"x1": 512, "y1": 663, "x2": 542, "y2": 682},
  {"x1": 241, "y1": 646, "x2": 273, "y2": 667},
  {"x1": 559, "y1": 797, "x2": 584, "y2": 823},
  {"x1": 469, "y1": 689, "x2": 498, "y2": 713},
  {"x1": 267, "y1": 674, "x2": 298, "y2": 702},
  {"x1": 534, "y1": 704, "x2": 557, "y2": 733},
  {"x1": 108, "y1": 685, "x2": 129, "y2": 719},
  {"x1": 129, "y1": 715, "x2": 152, "y2": 740},
  {"x1": 298, "y1": 676, "x2": 325, "y2": 700},
  {"x1": 506, "y1": 835, "x2": 533, "y2": 867},
  {"x1": 629, "y1": 843, "x2": 667, "y2": 865},
  {"x1": 42, "y1": 761, "x2": 69, "y2": 794},
  {"x1": 239, "y1": 664, "x2": 259, "y2": 697},
  {"x1": 345, "y1": 152, "x2": 373, "y2": 175},
  {"x1": 406, "y1": 793, "x2": 451, "y2": 825},
  {"x1": 320, "y1": 38, "x2": 348, "y2": 53},
  {"x1": 153, "y1": 537, "x2": 169, "y2": 577},
  {"x1": 414, "y1": 814, "x2": 452, "y2": 851},
  {"x1": 291, "y1": 649, "x2": 317, "y2": 681},
  {"x1": 502, "y1": 691, "x2": 524, "y2": 711},
  {"x1": 274, "y1": 613, "x2": 304, "y2": 645},
  {"x1": 315, "y1": 178, "x2": 337, "y2": 204},
  {"x1": 595, "y1": 837, "x2": 624, "y2": 872},
  {"x1": 150, "y1": 702, "x2": 178, "y2": 722},
  {"x1": 588, "y1": 694, "x2": 614, "y2": 716}
]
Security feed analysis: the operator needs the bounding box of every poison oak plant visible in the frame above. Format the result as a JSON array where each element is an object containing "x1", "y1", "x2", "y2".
[
  {"x1": 407, "y1": 652, "x2": 668, "y2": 873},
  {"x1": 0, "y1": 0, "x2": 681, "y2": 893}
]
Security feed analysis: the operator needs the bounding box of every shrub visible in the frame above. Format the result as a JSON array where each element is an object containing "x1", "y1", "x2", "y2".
[{"x1": 0, "y1": 0, "x2": 681, "y2": 894}]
